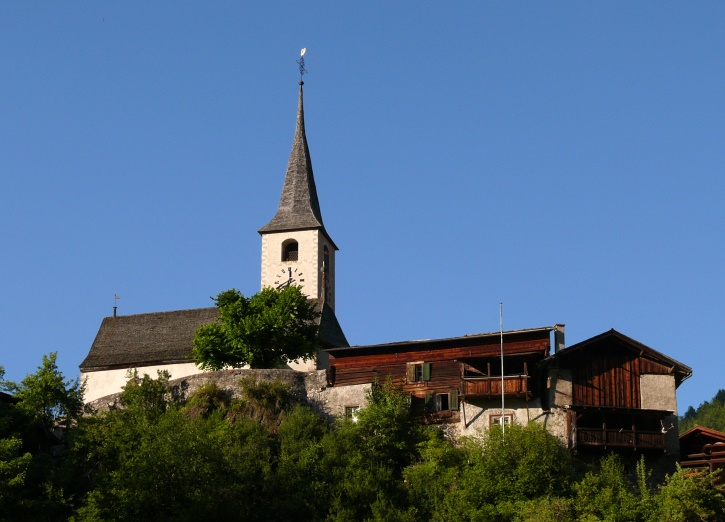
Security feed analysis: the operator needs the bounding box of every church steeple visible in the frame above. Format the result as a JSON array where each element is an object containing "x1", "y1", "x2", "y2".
[
  {"x1": 259, "y1": 82, "x2": 328, "y2": 236},
  {"x1": 258, "y1": 76, "x2": 347, "y2": 352}
]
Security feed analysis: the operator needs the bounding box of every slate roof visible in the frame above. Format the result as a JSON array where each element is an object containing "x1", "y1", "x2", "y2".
[
  {"x1": 316, "y1": 300, "x2": 349, "y2": 348},
  {"x1": 80, "y1": 301, "x2": 348, "y2": 372},
  {"x1": 259, "y1": 82, "x2": 336, "y2": 248},
  {"x1": 80, "y1": 308, "x2": 219, "y2": 371}
]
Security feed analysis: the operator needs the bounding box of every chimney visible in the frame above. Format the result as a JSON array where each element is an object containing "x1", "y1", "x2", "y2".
[{"x1": 554, "y1": 324, "x2": 565, "y2": 353}]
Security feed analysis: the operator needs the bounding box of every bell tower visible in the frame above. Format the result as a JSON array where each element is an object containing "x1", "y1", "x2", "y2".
[{"x1": 258, "y1": 81, "x2": 338, "y2": 312}]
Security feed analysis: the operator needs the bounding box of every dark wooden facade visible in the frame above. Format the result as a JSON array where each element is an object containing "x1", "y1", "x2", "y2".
[
  {"x1": 680, "y1": 425, "x2": 725, "y2": 482},
  {"x1": 326, "y1": 327, "x2": 553, "y2": 423},
  {"x1": 565, "y1": 336, "x2": 677, "y2": 409},
  {"x1": 545, "y1": 330, "x2": 692, "y2": 453}
]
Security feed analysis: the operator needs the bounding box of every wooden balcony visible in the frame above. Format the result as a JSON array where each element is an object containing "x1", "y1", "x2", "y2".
[
  {"x1": 576, "y1": 428, "x2": 665, "y2": 451},
  {"x1": 461, "y1": 375, "x2": 530, "y2": 399}
]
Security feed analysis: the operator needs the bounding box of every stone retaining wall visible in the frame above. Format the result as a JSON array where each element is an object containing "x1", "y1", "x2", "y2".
[{"x1": 86, "y1": 369, "x2": 370, "y2": 422}]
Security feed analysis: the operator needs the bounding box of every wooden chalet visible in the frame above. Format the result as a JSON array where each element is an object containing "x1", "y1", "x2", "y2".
[
  {"x1": 326, "y1": 326, "x2": 554, "y2": 424},
  {"x1": 541, "y1": 329, "x2": 692, "y2": 455},
  {"x1": 679, "y1": 425, "x2": 725, "y2": 481}
]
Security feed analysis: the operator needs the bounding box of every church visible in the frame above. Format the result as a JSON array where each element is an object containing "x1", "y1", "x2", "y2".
[
  {"x1": 80, "y1": 80, "x2": 347, "y2": 403},
  {"x1": 80, "y1": 78, "x2": 692, "y2": 461}
]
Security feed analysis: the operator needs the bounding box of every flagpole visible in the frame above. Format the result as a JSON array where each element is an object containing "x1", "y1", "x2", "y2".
[{"x1": 500, "y1": 302, "x2": 505, "y2": 438}]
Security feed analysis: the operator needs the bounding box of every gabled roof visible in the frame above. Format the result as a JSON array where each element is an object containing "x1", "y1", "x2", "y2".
[
  {"x1": 680, "y1": 424, "x2": 725, "y2": 442},
  {"x1": 679, "y1": 425, "x2": 725, "y2": 467},
  {"x1": 259, "y1": 82, "x2": 335, "y2": 248},
  {"x1": 543, "y1": 328, "x2": 692, "y2": 387},
  {"x1": 80, "y1": 300, "x2": 347, "y2": 372}
]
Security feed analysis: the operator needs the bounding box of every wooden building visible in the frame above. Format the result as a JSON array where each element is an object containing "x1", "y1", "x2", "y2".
[
  {"x1": 327, "y1": 326, "x2": 555, "y2": 426},
  {"x1": 679, "y1": 425, "x2": 725, "y2": 481},
  {"x1": 327, "y1": 327, "x2": 692, "y2": 458}
]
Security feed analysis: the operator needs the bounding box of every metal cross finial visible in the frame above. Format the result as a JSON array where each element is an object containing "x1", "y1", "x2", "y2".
[{"x1": 297, "y1": 48, "x2": 307, "y2": 82}]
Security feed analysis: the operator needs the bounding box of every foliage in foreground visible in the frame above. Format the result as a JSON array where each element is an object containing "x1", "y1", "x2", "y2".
[{"x1": 1, "y1": 357, "x2": 724, "y2": 521}]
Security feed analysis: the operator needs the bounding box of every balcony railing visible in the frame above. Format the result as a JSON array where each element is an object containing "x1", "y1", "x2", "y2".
[
  {"x1": 576, "y1": 428, "x2": 665, "y2": 450},
  {"x1": 461, "y1": 375, "x2": 530, "y2": 398}
]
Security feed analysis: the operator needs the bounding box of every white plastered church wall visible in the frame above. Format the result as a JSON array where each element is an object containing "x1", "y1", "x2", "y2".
[{"x1": 82, "y1": 362, "x2": 208, "y2": 403}]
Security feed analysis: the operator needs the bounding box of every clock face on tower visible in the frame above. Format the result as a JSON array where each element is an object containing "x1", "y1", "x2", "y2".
[{"x1": 274, "y1": 267, "x2": 305, "y2": 289}]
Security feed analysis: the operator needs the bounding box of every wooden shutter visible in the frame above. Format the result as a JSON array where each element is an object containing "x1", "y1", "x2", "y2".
[
  {"x1": 406, "y1": 363, "x2": 416, "y2": 383},
  {"x1": 422, "y1": 362, "x2": 431, "y2": 381},
  {"x1": 450, "y1": 389, "x2": 459, "y2": 411}
]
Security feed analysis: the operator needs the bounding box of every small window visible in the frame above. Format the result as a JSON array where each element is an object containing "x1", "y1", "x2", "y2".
[
  {"x1": 406, "y1": 362, "x2": 431, "y2": 383},
  {"x1": 430, "y1": 390, "x2": 459, "y2": 412},
  {"x1": 282, "y1": 240, "x2": 298, "y2": 262},
  {"x1": 490, "y1": 414, "x2": 513, "y2": 427},
  {"x1": 344, "y1": 406, "x2": 360, "y2": 422}
]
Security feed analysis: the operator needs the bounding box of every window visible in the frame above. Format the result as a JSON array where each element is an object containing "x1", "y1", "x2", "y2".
[
  {"x1": 282, "y1": 240, "x2": 298, "y2": 262},
  {"x1": 406, "y1": 362, "x2": 430, "y2": 383},
  {"x1": 426, "y1": 390, "x2": 459, "y2": 412},
  {"x1": 490, "y1": 414, "x2": 513, "y2": 427},
  {"x1": 344, "y1": 406, "x2": 360, "y2": 422},
  {"x1": 323, "y1": 246, "x2": 330, "y2": 273}
]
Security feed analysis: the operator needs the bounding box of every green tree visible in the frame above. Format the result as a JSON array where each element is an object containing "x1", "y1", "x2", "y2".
[
  {"x1": 118, "y1": 369, "x2": 177, "y2": 424},
  {"x1": 192, "y1": 286, "x2": 320, "y2": 370},
  {"x1": 679, "y1": 389, "x2": 725, "y2": 433},
  {"x1": 75, "y1": 372, "x2": 276, "y2": 521},
  {"x1": 647, "y1": 466, "x2": 725, "y2": 522},
  {"x1": 402, "y1": 422, "x2": 576, "y2": 520},
  {"x1": 573, "y1": 453, "x2": 640, "y2": 521},
  {"x1": 2, "y1": 353, "x2": 84, "y2": 444},
  {"x1": 0, "y1": 355, "x2": 85, "y2": 521},
  {"x1": 0, "y1": 437, "x2": 32, "y2": 518}
]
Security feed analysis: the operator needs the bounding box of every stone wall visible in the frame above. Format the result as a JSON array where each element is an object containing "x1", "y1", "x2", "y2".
[{"x1": 86, "y1": 368, "x2": 370, "y2": 422}]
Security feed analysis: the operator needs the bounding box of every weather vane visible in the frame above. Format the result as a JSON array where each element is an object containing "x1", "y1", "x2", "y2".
[{"x1": 296, "y1": 48, "x2": 307, "y2": 82}]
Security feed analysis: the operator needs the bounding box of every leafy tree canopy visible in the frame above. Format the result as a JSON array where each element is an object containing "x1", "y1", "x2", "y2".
[
  {"x1": 2, "y1": 352, "x2": 84, "y2": 438},
  {"x1": 192, "y1": 286, "x2": 320, "y2": 370},
  {"x1": 3, "y1": 356, "x2": 725, "y2": 521}
]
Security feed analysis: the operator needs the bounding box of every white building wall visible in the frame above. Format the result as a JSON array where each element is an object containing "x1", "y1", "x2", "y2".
[
  {"x1": 640, "y1": 373, "x2": 680, "y2": 456},
  {"x1": 260, "y1": 229, "x2": 336, "y2": 310},
  {"x1": 456, "y1": 397, "x2": 548, "y2": 437},
  {"x1": 261, "y1": 230, "x2": 320, "y2": 299},
  {"x1": 82, "y1": 362, "x2": 208, "y2": 403},
  {"x1": 640, "y1": 374, "x2": 677, "y2": 413}
]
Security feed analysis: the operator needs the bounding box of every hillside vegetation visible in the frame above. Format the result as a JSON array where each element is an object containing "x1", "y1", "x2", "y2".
[
  {"x1": 1, "y1": 355, "x2": 724, "y2": 521},
  {"x1": 679, "y1": 389, "x2": 725, "y2": 433}
]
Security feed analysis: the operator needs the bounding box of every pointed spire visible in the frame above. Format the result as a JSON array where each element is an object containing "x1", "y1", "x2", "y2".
[{"x1": 259, "y1": 82, "x2": 326, "y2": 234}]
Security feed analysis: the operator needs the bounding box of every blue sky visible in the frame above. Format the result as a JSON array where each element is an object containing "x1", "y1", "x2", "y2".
[{"x1": 1, "y1": 3, "x2": 722, "y2": 412}]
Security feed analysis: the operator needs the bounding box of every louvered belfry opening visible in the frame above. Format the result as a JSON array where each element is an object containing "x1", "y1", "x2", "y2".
[{"x1": 283, "y1": 241, "x2": 299, "y2": 261}]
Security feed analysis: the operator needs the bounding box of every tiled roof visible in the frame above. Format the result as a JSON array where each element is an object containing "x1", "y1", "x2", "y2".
[
  {"x1": 259, "y1": 83, "x2": 332, "y2": 241},
  {"x1": 80, "y1": 300, "x2": 348, "y2": 371}
]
